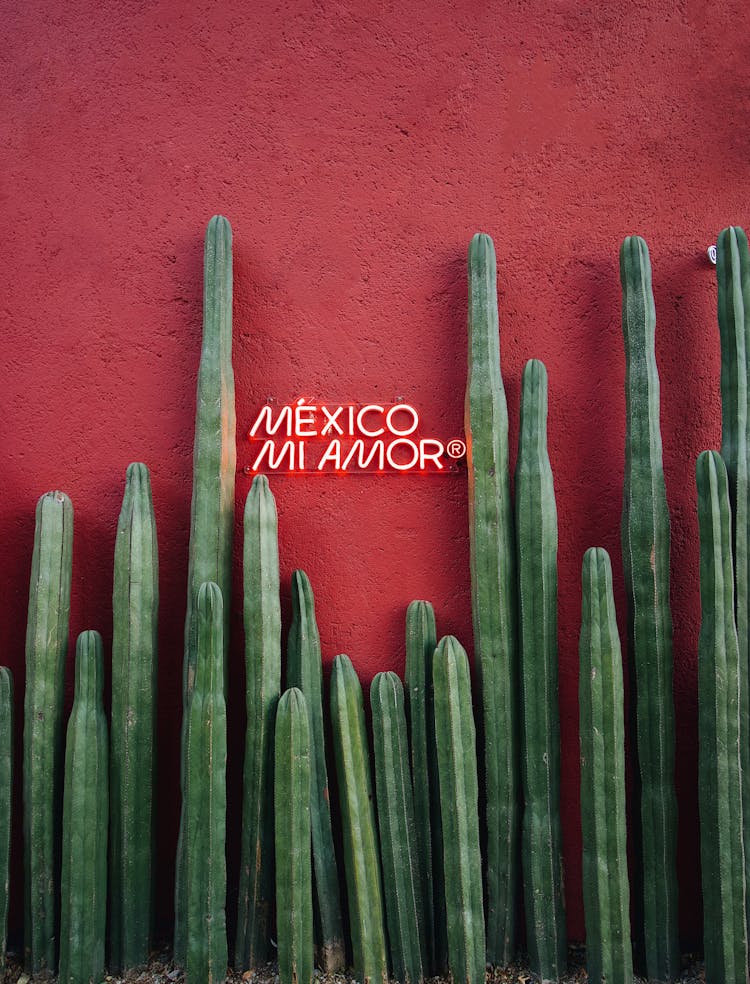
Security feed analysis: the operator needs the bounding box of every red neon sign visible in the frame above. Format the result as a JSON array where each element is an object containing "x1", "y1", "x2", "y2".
[{"x1": 244, "y1": 399, "x2": 466, "y2": 475}]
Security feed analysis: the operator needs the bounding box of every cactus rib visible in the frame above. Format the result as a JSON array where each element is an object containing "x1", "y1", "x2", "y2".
[
  {"x1": 465, "y1": 232, "x2": 519, "y2": 967},
  {"x1": 579, "y1": 548, "x2": 633, "y2": 984},
  {"x1": 59, "y1": 631, "x2": 108, "y2": 984}
]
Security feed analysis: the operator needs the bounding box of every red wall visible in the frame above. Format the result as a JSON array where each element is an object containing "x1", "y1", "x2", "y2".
[{"x1": 2, "y1": 0, "x2": 747, "y2": 950}]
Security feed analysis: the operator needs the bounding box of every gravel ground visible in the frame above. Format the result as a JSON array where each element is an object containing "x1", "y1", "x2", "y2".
[{"x1": 0, "y1": 946, "x2": 706, "y2": 984}]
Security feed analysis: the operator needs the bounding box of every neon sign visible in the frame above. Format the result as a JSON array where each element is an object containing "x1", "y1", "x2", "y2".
[{"x1": 244, "y1": 399, "x2": 466, "y2": 474}]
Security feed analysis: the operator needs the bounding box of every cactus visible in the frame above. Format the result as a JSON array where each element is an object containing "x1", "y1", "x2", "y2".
[
  {"x1": 465, "y1": 232, "x2": 519, "y2": 966},
  {"x1": 23, "y1": 489, "x2": 73, "y2": 973},
  {"x1": 716, "y1": 224, "x2": 750, "y2": 937},
  {"x1": 515, "y1": 359, "x2": 566, "y2": 982},
  {"x1": 432, "y1": 635, "x2": 485, "y2": 984},
  {"x1": 287, "y1": 570, "x2": 344, "y2": 972},
  {"x1": 109, "y1": 462, "x2": 159, "y2": 973},
  {"x1": 235, "y1": 476, "x2": 281, "y2": 970},
  {"x1": 0, "y1": 667, "x2": 13, "y2": 972},
  {"x1": 620, "y1": 235, "x2": 679, "y2": 982},
  {"x1": 371, "y1": 671, "x2": 427, "y2": 984},
  {"x1": 330, "y1": 654, "x2": 388, "y2": 984},
  {"x1": 176, "y1": 214, "x2": 236, "y2": 964},
  {"x1": 579, "y1": 549, "x2": 633, "y2": 984},
  {"x1": 696, "y1": 451, "x2": 749, "y2": 983},
  {"x1": 59, "y1": 631, "x2": 108, "y2": 984},
  {"x1": 275, "y1": 688, "x2": 313, "y2": 984},
  {"x1": 404, "y1": 599, "x2": 446, "y2": 974},
  {"x1": 185, "y1": 582, "x2": 228, "y2": 984}
]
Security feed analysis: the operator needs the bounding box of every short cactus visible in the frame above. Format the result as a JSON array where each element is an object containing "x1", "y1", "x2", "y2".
[
  {"x1": 371, "y1": 671, "x2": 426, "y2": 984},
  {"x1": 110, "y1": 463, "x2": 159, "y2": 973},
  {"x1": 59, "y1": 631, "x2": 108, "y2": 984},
  {"x1": 515, "y1": 359, "x2": 566, "y2": 982},
  {"x1": 23, "y1": 489, "x2": 73, "y2": 974},
  {"x1": 696, "y1": 451, "x2": 749, "y2": 984},
  {"x1": 433, "y1": 635, "x2": 485, "y2": 984},
  {"x1": 185, "y1": 582, "x2": 228, "y2": 984},
  {"x1": 0, "y1": 667, "x2": 13, "y2": 972},
  {"x1": 287, "y1": 570, "x2": 344, "y2": 972},
  {"x1": 330, "y1": 654, "x2": 388, "y2": 984},
  {"x1": 579, "y1": 548, "x2": 632, "y2": 984},
  {"x1": 235, "y1": 476, "x2": 281, "y2": 970},
  {"x1": 275, "y1": 688, "x2": 313, "y2": 984}
]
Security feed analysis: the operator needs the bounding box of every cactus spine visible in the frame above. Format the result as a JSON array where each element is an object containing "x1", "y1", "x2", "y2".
[
  {"x1": 287, "y1": 570, "x2": 344, "y2": 972},
  {"x1": 110, "y1": 462, "x2": 158, "y2": 973},
  {"x1": 696, "y1": 451, "x2": 749, "y2": 984},
  {"x1": 433, "y1": 635, "x2": 485, "y2": 984},
  {"x1": 515, "y1": 359, "x2": 566, "y2": 982},
  {"x1": 716, "y1": 224, "x2": 750, "y2": 936},
  {"x1": 579, "y1": 549, "x2": 633, "y2": 984},
  {"x1": 0, "y1": 668, "x2": 12, "y2": 972},
  {"x1": 620, "y1": 235, "x2": 679, "y2": 982},
  {"x1": 371, "y1": 671, "x2": 427, "y2": 984},
  {"x1": 235, "y1": 476, "x2": 281, "y2": 969},
  {"x1": 275, "y1": 688, "x2": 313, "y2": 984},
  {"x1": 176, "y1": 214, "x2": 236, "y2": 963},
  {"x1": 404, "y1": 599, "x2": 445, "y2": 974},
  {"x1": 330, "y1": 654, "x2": 388, "y2": 984},
  {"x1": 59, "y1": 631, "x2": 108, "y2": 984},
  {"x1": 185, "y1": 582, "x2": 228, "y2": 984},
  {"x1": 23, "y1": 489, "x2": 73, "y2": 973},
  {"x1": 465, "y1": 231, "x2": 519, "y2": 966}
]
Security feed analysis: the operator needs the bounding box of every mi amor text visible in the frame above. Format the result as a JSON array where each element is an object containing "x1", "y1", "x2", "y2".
[{"x1": 246, "y1": 399, "x2": 465, "y2": 474}]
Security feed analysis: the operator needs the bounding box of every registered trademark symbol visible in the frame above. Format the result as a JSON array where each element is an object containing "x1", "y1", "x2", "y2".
[{"x1": 447, "y1": 439, "x2": 467, "y2": 460}]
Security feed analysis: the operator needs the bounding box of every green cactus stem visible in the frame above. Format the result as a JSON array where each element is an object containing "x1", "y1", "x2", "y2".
[
  {"x1": 0, "y1": 667, "x2": 13, "y2": 972},
  {"x1": 696, "y1": 451, "x2": 749, "y2": 983},
  {"x1": 465, "y1": 232, "x2": 519, "y2": 967},
  {"x1": 579, "y1": 548, "x2": 633, "y2": 984},
  {"x1": 176, "y1": 214, "x2": 236, "y2": 964},
  {"x1": 404, "y1": 599, "x2": 446, "y2": 974},
  {"x1": 516, "y1": 359, "x2": 566, "y2": 982},
  {"x1": 433, "y1": 635, "x2": 485, "y2": 984},
  {"x1": 185, "y1": 582, "x2": 228, "y2": 984},
  {"x1": 59, "y1": 631, "x2": 108, "y2": 984},
  {"x1": 275, "y1": 688, "x2": 313, "y2": 984},
  {"x1": 23, "y1": 489, "x2": 73, "y2": 974},
  {"x1": 235, "y1": 476, "x2": 281, "y2": 970},
  {"x1": 620, "y1": 235, "x2": 679, "y2": 982},
  {"x1": 371, "y1": 671, "x2": 427, "y2": 984},
  {"x1": 287, "y1": 570, "x2": 344, "y2": 972},
  {"x1": 716, "y1": 224, "x2": 750, "y2": 940},
  {"x1": 330, "y1": 654, "x2": 388, "y2": 984},
  {"x1": 110, "y1": 463, "x2": 158, "y2": 973}
]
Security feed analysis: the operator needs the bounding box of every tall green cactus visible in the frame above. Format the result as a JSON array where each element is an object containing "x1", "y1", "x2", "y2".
[
  {"x1": 716, "y1": 224, "x2": 750, "y2": 935},
  {"x1": 110, "y1": 462, "x2": 158, "y2": 973},
  {"x1": 235, "y1": 476, "x2": 281, "y2": 970},
  {"x1": 696, "y1": 451, "x2": 749, "y2": 984},
  {"x1": 330, "y1": 654, "x2": 388, "y2": 984},
  {"x1": 515, "y1": 359, "x2": 566, "y2": 982},
  {"x1": 432, "y1": 635, "x2": 485, "y2": 984},
  {"x1": 185, "y1": 582, "x2": 228, "y2": 984},
  {"x1": 579, "y1": 549, "x2": 632, "y2": 984},
  {"x1": 176, "y1": 214, "x2": 236, "y2": 964},
  {"x1": 404, "y1": 599, "x2": 446, "y2": 974},
  {"x1": 0, "y1": 667, "x2": 12, "y2": 972},
  {"x1": 275, "y1": 688, "x2": 313, "y2": 984},
  {"x1": 620, "y1": 235, "x2": 679, "y2": 982},
  {"x1": 465, "y1": 231, "x2": 519, "y2": 966},
  {"x1": 287, "y1": 570, "x2": 344, "y2": 972},
  {"x1": 59, "y1": 631, "x2": 108, "y2": 984},
  {"x1": 23, "y1": 489, "x2": 73, "y2": 973},
  {"x1": 371, "y1": 671, "x2": 427, "y2": 984}
]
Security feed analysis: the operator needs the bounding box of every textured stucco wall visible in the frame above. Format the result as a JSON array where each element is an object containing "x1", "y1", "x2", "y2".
[{"x1": 2, "y1": 0, "x2": 748, "y2": 950}]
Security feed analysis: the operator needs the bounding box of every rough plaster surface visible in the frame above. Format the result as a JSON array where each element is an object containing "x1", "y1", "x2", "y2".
[{"x1": 1, "y1": 0, "x2": 748, "y2": 950}]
